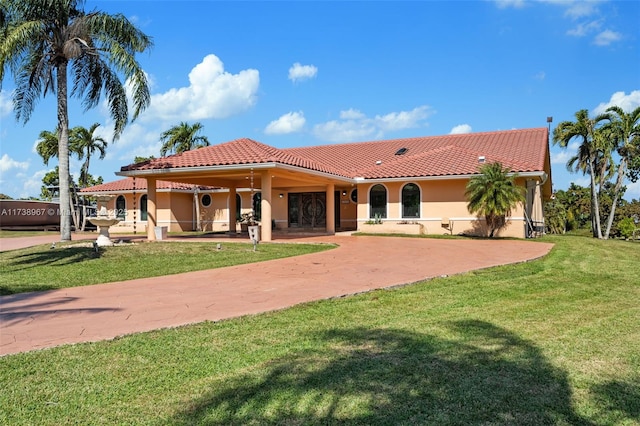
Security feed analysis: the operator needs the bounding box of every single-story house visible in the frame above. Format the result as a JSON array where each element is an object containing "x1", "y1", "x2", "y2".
[{"x1": 81, "y1": 127, "x2": 552, "y2": 241}]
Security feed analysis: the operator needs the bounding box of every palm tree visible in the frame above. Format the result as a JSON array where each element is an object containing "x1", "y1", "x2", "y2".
[
  {"x1": 602, "y1": 106, "x2": 640, "y2": 239},
  {"x1": 465, "y1": 162, "x2": 525, "y2": 238},
  {"x1": 0, "y1": 0, "x2": 152, "y2": 241},
  {"x1": 160, "y1": 122, "x2": 210, "y2": 157},
  {"x1": 70, "y1": 123, "x2": 107, "y2": 188},
  {"x1": 35, "y1": 129, "x2": 60, "y2": 166},
  {"x1": 553, "y1": 109, "x2": 610, "y2": 239}
]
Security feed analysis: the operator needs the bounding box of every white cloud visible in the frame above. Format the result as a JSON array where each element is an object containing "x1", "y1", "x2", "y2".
[
  {"x1": 494, "y1": 0, "x2": 526, "y2": 9},
  {"x1": 562, "y1": 1, "x2": 600, "y2": 19},
  {"x1": 566, "y1": 20, "x2": 602, "y2": 37},
  {"x1": 626, "y1": 180, "x2": 640, "y2": 201},
  {"x1": 340, "y1": 109, "x2": 366, "y2": 120},
  {"x1": 0, "y1": 90, "x2": 13, "y2": 117},
  {"x1": 313, "y1": 105, "x2": 433, "y2": 143},
  {"x1": 0, "y1": 154, "x2": 29, "y2": 173},
  {"x1": 593, "y1": 90, "x2": 640, "y2": 115},
  {"x1": 375, "y1": 106, "x2": 432, "y2": 131},
  {"x1": 533, "y1": 71, "x2": 546, "y2": 80},
  {"x1": 593, "y1": 29, "x2": 622, "y2": 46},
  {"x1": 551, "y1": 150, "x2": 573, "y2": 165},
  {"x1": 145, "y1": 54, "x2": 259, "y2": 121},
  {"x1": 264, "y1": 111, "x2": 306, "y2": 135},
  {"x1": 288, "y1": 62, "x2": 318, "y2": 83},
  {"x1": 450, "y1": 124, "x2": 472, "y2": 135}
]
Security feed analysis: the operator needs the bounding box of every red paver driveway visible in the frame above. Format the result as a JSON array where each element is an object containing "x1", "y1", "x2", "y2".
[{"x1": 0, "y1": 235, "x2": 553, "y2": 355}]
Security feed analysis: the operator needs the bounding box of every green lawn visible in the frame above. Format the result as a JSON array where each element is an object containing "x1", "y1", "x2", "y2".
[
  {"x1": 0, "y1": 240, "x2": 335, "y2": 295},
  {"x1": 1, "y1": 235, "x2": 638, "y2": 425}
]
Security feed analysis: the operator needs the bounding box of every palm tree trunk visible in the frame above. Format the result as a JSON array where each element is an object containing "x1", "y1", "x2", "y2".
[
  {"x1": 57, "y1": 61, "x2": 72, "y2": 241},
  {"x1": 588, "y1": 158, "x2": 603, "y2": 239},
  {"x1": 604, "y1": 158, "x2": 627, "y2": 239}
]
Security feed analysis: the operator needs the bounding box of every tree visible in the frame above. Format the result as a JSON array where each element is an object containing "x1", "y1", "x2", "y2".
[
  {"x1": 553, "y1": 109, "x2": 610, "y2": 239},
  {"x1": 602, "y1": 106, "x2": 640, "y2": 239},
  {"x1": 35, "y1": 129, "x2": 60, "y2": 166},
  {"x1": 465, "y1": 162, "x2": 525, "y2": 238},
  {"x1": 160, "y1": 122, "x2": 210, "y2": 157},
  {"x1": 70, "y1": 123, "x2": 107, "y2": 188},
  {"x1": 0, "y1": 0, "x2": 152, "y2": 241},
  {"x1": 134, "y1": 155, "x2": 156, "y2": 164}
]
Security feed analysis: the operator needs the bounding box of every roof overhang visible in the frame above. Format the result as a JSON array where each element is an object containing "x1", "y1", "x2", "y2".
[
  {"x1": 117, "y1": 162, "x2": 355, "y2": 185},
  {"x1": 354, "y1": 171, "x2": 547, "y2": 183}
]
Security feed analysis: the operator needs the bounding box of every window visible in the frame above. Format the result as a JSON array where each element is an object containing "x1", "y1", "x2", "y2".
[
  {"x1": 115, "y1": 195, "x2": 126, "y2": 219},
  {"x1": 402, "y1": 183, "x2": 420, "y2": 218},
  {"x1": 350, "y1": 188, "x2": 358, "y2": 203},
  {"x1": 201, "y1": 194, "x2": 211, "y2": 207},
  {"x1": 140, "y1": 195, "x2": 148, "y2": 221},
  {"x1": 369, "y1": 184, "x2": 387, "y2": 219}
]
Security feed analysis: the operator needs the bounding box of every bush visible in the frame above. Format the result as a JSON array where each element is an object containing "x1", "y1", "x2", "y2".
[{"x1": 617, "y1": 217, "x2": 637, "y2": 240}]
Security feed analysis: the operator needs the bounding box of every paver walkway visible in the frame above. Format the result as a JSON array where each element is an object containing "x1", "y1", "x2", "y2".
[{"x1": 0, "y1": 235, "x2": 553, "y2": 356}]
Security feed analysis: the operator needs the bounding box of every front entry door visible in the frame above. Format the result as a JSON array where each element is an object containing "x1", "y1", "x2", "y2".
[{"x1": 288, "y1": 192, "x2": 326, "y2": 228}]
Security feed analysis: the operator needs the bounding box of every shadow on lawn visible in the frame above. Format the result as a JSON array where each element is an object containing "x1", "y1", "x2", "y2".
[
  {"x1": 590, "y1": 378, "x2": 640, "y2": 423},
  {"x1": 170, "y1": 320, "x2": 593, "y2": 425}
]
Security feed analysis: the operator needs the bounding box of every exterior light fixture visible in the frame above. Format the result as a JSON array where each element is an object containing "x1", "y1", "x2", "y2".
[{"x1": 279, "y1": 193, "x2": 284, "y2": 198}]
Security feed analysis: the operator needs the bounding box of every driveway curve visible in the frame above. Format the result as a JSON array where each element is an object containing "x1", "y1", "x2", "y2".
[{"x1": 0, "y1": 235, "x2": 553, "y2": 356}]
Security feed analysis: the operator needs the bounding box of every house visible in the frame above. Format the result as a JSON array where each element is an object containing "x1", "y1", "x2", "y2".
[{"x1": 81, "y1": 127, "x2": 552, "y2": 241}]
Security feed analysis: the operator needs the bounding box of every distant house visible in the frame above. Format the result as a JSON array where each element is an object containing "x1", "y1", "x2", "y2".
[{"x1": 81, "y1": 128, "x2": 552, "y2": 240}]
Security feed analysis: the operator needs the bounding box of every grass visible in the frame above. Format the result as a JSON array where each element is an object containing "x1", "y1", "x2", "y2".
[
  {"x1": 0, "y1": 240, "x2": 335, "y2": 295},
  {"x1": 1, "y1": 235, "x2": 639, "y2": 425}
]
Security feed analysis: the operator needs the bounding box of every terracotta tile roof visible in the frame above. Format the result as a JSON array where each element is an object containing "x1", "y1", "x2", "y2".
[
  {"x1": 120, "y1": 138, "x2": 349, "y2": 177},
  {"x1": 119, "y1": 128, "x2": 549, "y2": 180},
  {"x1": 286, "y1": 128, "x2": 549, "y2": 179},
  {"x1": 79, "y1": 178, "x2": 214, "y2": 193}
]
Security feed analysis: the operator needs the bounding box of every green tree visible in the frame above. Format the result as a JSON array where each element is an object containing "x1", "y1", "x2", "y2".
[
  {"x1": 70, "y1": 123, "x2": 107, "y2": 188},
  {"x1": 602, "y1": 106, "x2": 640, "y2": 239},
  {"x1": 465, "y1": 162, "x2": 525, "y2": 238},
  {"x1": 553, "y1": 109, "x2": 610, "y2": 239},
  {"x1": 0, "y1": 0, "x2": 152, "y2": 241},
  {"x1": 35, "y1": 129, "x2": 60, "y2": 166},
  {"x1": 160, "y1": 122, "x2": 210, "y2": 157},
  {"x1": 134, "y1": 155, "x2": 156, "y2": 164}
]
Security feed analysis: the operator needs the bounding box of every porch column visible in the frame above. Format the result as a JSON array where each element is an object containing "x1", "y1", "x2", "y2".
[
  {"x1": 261, "y1": 172, "x2": 272, "y2": 242},
  {"x1": 146, "y1": 177, "x2": 157, "y2": 241},
  {"x1": 228, "y1": 186, "x2": 237, "y2": 234},
  {"x1": 326, "y1": 183, "x2": 335, "y2": 234}
]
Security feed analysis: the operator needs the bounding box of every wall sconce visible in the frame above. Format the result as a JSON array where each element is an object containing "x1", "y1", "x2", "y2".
[
  {"x1": 342, "y1": 190, "x2": 347, "y2": 196},
  {"x1": 279, "y1": 193, "x2": 284, "y2": 198}
]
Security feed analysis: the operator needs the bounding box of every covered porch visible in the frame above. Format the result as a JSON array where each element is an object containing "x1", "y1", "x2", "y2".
[{"x1": 118, "y1": 162, "x2": 356, "y2": 242}]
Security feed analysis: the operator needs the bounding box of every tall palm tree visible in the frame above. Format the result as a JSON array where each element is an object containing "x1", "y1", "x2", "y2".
[
  {"x1": 0, "y1": 0, "x2": 152, "y2": 241},
  {"x1": 70, "y1": 123, "x2": 107, "y2": 188},
  {"x1": 160, "y1": 122, "x2": 210, "y2": 157},
  {"x1": 602, "y1": 106, "x2": 640, "y2": 239},
  {"x1": 465, "y1": 162, "x2": 525, "y2": 238},
  {"x1": 553, "y1": 109, "x2": 610, "y2": 239},
  {"x1": 35, "y1": 129, "x2": 60, "y2": 166}
]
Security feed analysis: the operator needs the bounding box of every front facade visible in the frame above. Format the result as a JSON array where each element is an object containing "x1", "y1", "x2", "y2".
[{"x1": 82, "y1": 128, "x2": 552, "y2": 240}]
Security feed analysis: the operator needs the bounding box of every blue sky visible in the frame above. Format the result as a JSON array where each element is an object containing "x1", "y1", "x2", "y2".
[{"x1": 1, "y1": 0, "x2": 639, "y2": 200}]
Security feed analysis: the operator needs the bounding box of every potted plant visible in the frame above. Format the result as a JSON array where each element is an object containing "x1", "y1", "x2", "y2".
[{"x1": 238, "y1": 212, "x2": 258, "y2": 233}]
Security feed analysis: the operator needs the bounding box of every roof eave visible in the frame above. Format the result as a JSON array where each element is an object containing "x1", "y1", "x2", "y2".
[{"x1": 354, "y1": 170, "x2": 547, "y2": 183}]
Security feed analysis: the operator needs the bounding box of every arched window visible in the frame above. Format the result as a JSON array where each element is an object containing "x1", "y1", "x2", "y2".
[
  {"x1": 369, "y1": 184, "x2": 387, "y2": 219},
  {"x1": 402, "y1": 183, "x2": 420, "y2": 218},
  {"x1": 235, "y1": 193, "x2": 242, "y2": 221},
  {"x1": 140, "y1": 195, "x2": 148, "y2": 221},
  {"x1": 115, "y1": 195, "x2": 126, "y2": 219}
]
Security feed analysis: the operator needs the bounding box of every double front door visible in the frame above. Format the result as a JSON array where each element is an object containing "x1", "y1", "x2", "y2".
[{"x1": 288, "y1": 192, "x2": 326, "y2": 228}]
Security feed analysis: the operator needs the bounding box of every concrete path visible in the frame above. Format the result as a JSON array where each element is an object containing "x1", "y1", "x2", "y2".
[{"x1": 0, "y1": 235, "x2": 553, "y2": 356}]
